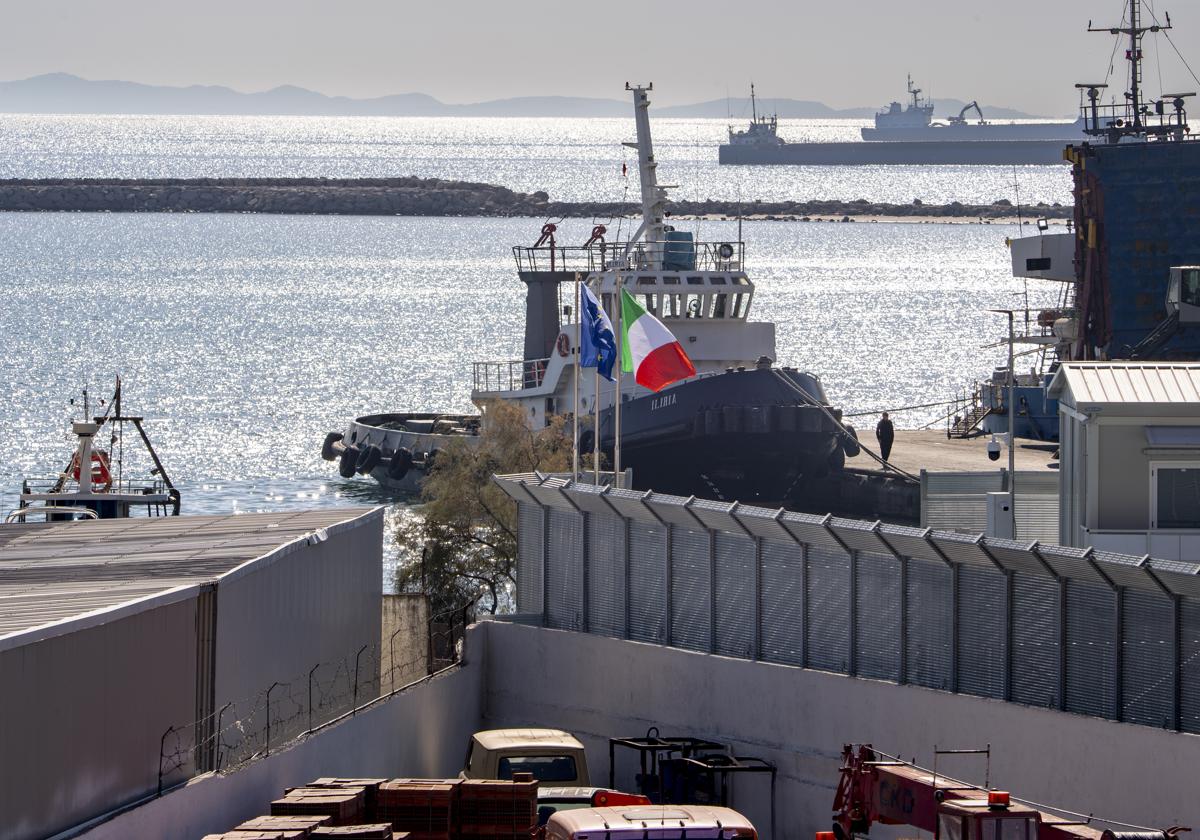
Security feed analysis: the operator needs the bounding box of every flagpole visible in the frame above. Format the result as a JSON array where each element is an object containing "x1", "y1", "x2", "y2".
[
  {"x1": 614, "y1": 272, "x2": 623, "y2": 488},
  {"x1": 593, "y1": 351, "x2": 601, "y2": 486},
  {"x1": 572, "y1": 272, "x2": 580, "y2": 482}
]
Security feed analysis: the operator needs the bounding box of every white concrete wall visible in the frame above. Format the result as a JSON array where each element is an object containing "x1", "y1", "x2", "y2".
[
  {"x1": 480, "y1": 621, "x2": 1200, "y2": 840},
  {"x1": 81, "y1": 660, "x2": 482, "y2": 840}
]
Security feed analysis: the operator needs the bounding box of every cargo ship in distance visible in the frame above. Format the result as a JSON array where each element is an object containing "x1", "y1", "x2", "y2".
[{"x1": 719, "y1": 76, "x2": 1084, "y2": 166}]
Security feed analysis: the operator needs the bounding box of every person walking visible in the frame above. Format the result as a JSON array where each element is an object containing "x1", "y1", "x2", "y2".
[{"x1": 876, "y1": 412, "x2": 895, "y2": 463}]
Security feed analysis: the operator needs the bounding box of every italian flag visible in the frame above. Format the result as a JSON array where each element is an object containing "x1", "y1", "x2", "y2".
[{"x1": 620, "y1": 288, "x2": 697, "y2": 392}]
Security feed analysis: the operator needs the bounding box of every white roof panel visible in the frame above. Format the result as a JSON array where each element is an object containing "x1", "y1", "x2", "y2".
[{"x1": 1048, "y1": 362, "x2": 1200, "y2": 406}]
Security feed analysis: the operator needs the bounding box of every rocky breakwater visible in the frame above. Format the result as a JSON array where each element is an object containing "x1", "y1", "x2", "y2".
[{"x1": 0, "y1": 177, "x2": 1072, "y2": 220}]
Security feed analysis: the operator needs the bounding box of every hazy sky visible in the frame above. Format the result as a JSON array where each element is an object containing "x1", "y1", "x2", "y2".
[{"x1": 4, "y1": 0, "x2": 1199, "y2": 114}]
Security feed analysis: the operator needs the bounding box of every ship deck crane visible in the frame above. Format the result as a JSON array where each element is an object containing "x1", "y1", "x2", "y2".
[{"x1": 829, "y1": 744, "x2": 1187, "y2": 840}]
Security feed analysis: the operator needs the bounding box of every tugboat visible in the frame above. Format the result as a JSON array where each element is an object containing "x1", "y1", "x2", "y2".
[
  {"x1": 952, "y1": 0, "x2": 1200, "y2": 442},
  {"x1": 9, "y1": 379, "x2": 180, "y2": 522},
  {"x1": 327, "y1": 84, "x2": 859, "y2": 505},
  {"x1": 470, "y1": 84, "x2": 855, "y2": 504}
]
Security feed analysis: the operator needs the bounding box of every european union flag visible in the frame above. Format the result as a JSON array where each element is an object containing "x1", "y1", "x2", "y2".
[{"x1": 579, "y1": 283, "x2": 617, "y2": 382}]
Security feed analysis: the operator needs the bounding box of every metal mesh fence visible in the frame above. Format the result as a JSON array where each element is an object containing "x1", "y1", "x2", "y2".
[{"x1": 506, "y1": 477, "x2": 1200, "y2": 733}]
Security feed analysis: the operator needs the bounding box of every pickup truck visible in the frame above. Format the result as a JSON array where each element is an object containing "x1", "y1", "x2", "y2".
[{"x1": 462, "y1": 728, "x2": 590, "y2": 786}]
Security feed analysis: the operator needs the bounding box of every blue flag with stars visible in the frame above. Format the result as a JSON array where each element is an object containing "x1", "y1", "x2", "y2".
[{"x1": 579, "y1": 283, "x2": 617, "y2": 382}]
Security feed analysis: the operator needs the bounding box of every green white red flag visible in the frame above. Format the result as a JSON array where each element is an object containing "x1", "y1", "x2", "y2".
[{"x1": 620, "y1": 288, "x2": 696, "y2": 392}]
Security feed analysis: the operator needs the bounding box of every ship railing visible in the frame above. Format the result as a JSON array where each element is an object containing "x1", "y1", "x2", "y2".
[
  {"x1": 472, "y1": 357, "x2": 550, "y2": 393},
  {"x1": 21, "y1": 476, "x2": 172, "y2": 496},
  {"x1": 1079, "y1": 100, "x2": 1190, "y2": 140},
  {"x1": 512, "y1": 240, "x2": 745, "y2": 275}
]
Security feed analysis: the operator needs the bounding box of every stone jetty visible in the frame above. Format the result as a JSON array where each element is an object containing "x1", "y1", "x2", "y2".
[{"x1": 0, "y1": 177, "x2": 1071, "y2": 221}]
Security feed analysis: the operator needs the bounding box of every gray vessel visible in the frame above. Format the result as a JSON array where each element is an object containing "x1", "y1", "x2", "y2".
[{"x1": 719, "y1": 76, "x2": 1084, "y2": 166}]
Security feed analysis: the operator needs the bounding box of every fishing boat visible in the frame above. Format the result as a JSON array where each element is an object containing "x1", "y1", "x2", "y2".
[
  {"x1": 9, "y1": 379, "x2": 180, "y2": 522},
  {"x1": 725, "y1": 84, "x2": 783, "y2": 150}
]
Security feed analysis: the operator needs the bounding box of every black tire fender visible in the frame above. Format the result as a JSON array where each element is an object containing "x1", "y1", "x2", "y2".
[
  {"x1": 387, "y1": 447, "x2": 414, "y2": 480},
  {"x1": 339, "y1": 445, "x2": 360, "y2": 478},
  {"x1": 321, "y1": 431, "x2": 343, "y2": 461},
  {"x1": 841, "y1": 424, "x2": 861, "y2": 457},
  {"x1": 356, "y1": 444, "x2": 382, "y2": 474}
]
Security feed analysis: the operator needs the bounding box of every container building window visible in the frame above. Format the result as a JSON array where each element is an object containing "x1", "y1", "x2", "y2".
[{"x1": 1152, "y1": 463, "x2": 1200, "y2": 528}]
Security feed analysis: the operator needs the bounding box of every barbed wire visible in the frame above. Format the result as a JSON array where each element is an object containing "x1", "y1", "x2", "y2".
[{"x1": 157, "y1": 602, "x2": 474, "y2": 793}]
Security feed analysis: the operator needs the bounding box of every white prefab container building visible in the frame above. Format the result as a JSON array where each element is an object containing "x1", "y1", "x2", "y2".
[
  {"x1": 1048, "y1": 362, "x2": 1200, "y2": 557},
  {"x1": 0, "y1": 507, "x2": 383, "y2": 840}
]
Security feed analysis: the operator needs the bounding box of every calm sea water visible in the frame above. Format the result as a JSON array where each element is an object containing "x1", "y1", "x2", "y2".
[
  {"x1": 0, "y1": 113, "x2": 1073, "y2": 206},
  {"x1": 0, "y1": 114, "x2": 1066, "y2": 586}
]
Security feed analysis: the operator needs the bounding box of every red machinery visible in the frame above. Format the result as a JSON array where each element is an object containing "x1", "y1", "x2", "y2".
[{"x1": 830, "y1": 744, "x2": 1186, "y2": 840}]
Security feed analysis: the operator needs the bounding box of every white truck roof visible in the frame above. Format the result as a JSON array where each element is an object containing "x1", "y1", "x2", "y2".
[
  {"x1": 546, "y1": 805, "x2": 756, "y2": 840},
  {"x1": 472, "y1": 728, "x2": 585, "y2": 751}
]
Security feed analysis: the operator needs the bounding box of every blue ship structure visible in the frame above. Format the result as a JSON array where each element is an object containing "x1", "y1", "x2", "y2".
[{"x1": 957, "y1": 1, "x2": 1200, "y2": 442}]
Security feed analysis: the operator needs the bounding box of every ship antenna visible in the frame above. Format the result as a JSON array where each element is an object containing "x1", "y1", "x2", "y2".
[
  {"x1": 751, "y1": 82, "x2": 758, "y2": 122},
  {"x1": 622, "y1": 82, "x2": 667, "y2": 269}
]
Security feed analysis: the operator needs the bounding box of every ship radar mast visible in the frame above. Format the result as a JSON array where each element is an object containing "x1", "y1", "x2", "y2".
[
  {"x1": 622, "y1": 83, "x2": 671, "y2": 269},
  {"x1": 1080, "y1": 1, "x2": 1193, "y2": 140},
  {"x1": 751, "y1": 82, "x2": 758, "y2": 122}
]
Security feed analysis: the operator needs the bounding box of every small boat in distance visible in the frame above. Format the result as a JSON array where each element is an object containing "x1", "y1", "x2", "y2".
[
  {"x1": 10, "y1": 379, "x2": 180, "y2": 522},
  {"x1": 725, "y1": 84, "x2": 783, "y2": 150}
]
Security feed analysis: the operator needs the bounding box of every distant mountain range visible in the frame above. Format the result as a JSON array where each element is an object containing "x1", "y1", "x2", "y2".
[{"x1": 0, "y1": 73, "x2": 1051, "y2": 120}]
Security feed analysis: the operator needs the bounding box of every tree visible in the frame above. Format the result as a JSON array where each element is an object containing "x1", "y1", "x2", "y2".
[{"x1": 394, "y1": 400, "x2": 572, "y2": 614}]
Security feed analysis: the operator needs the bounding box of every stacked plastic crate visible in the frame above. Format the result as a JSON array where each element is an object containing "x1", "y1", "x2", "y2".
[{"x1": 457, "y1": 779, "x2": 538, "y2": 840}]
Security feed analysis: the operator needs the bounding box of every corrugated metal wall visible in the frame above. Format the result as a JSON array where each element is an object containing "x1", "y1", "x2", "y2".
[
  {"x1": 509, "y1": 481, "x2": 1200, "y2": 732},
  {"x1": 0, "y1": 597, "x2": 200, "y2": 840},
  {"x1": 516, "y1": 502, "x2": 544, "y2": 613}
]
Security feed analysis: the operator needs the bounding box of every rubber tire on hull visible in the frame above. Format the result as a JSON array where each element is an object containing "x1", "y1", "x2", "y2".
[
  {"x1": 841, "y1": 425, "x2": 861, "y2": 457},
  {"x1": 357, "y1": 444, "x2": 382, "y2": 474},
  {"x1": 424, "y1": 448, "x2": 440, "y2": 472},
  {"x1": 339, "y1": 446, "x2": 360, "y2": 478},
  {"x1": 321, "y1": 432, "x2": 343, "y2": 461},
  {"x1": 387, "y1": 447, "x2": 414, "y2": 481}
]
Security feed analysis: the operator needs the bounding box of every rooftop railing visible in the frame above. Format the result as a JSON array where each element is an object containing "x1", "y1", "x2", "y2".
[
  {"x1": 472, "y1": 358, "x2": 549, "y2": 394},
  {"x1": 513, "y1": 240, "x2": 745, "y2": 275}
]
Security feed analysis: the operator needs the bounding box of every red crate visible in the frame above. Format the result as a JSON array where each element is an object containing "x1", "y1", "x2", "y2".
[
  {"x1": 310, "y1": 779, "x2": 390, "y2": 821},
  {"x1": 238, "y1": 815, "x2": 333, "y2": 833},
  {"x1": 311, "y1": 825, "x2": 396, "y2": 839},
  {"x1": 377, "y1": 780, "x2": 458, "y2": 836},
  {"x1": 271, "y1": 788, "x2": 366, "y2": 826}
]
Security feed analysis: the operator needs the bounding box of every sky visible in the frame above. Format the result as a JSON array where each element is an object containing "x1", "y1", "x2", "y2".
[{"x1": 3, "y1": 0, "x2": 1199, "y2": 115}]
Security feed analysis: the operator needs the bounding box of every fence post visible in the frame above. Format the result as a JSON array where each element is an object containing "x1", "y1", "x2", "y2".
[
  {"x1": 353, "y1": 643, "x2": 369, "y2": 715},
  {"x1": 1174, "y1": 594, "x2": 1183, "y2": 732},
  {"x1": 898, "y1": 555, "x2": 909, "y2": 685},
  {"x1": 157, "y1": 726, "x2": 175, "y2": 795},
  {"x1": 214, "y1": 702, "x2": 231, "y2": 772},
  {"x1": 581, "y1": 511, "x2": 590, "y2": 633},
  {"x1": 624, "y1": 516, "x2": 632, "y2": 640},
  {"x1": 951, "y1": 565, "x2": 961, "y2": 693},
  {"x1": 754, "y1": 537, "x2": 763, "y2": 661},
  {"x1": 848, "y1": 550, "x2": 859, "y2": 676},
  {"x1": 265, "y1": 682, "x2": 280, "y2": 756},
  {"x1": 801, "y1": 542, "x2": 810, "y2": 668},
  {"x1": 708, "y1": 528, "x2": 717, "y2": 654},
  {"x1": 541, "y1": 506, "x2": 550, "y2": 627},
  {"x1": 1058, "y1": 578, "x2": 1069, "y2": 711},
  {"x1": 308, "y1": 664, "x2": 321, "y2": 731},
  {"x1": 665, "y1": 524, "x2": 674, "y2": 647},
  {"x1": 1114, "y1": 586, "x2": 1125, "y2": 722}
]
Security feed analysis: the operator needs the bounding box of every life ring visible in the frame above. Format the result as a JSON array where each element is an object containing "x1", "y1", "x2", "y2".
[
  {"x1": 556, "y1": 333, "x2": 570, "y2": 357},
  {"x1": 70, "y1": 450, "x2": 112, "y2": 490},
  {"x1": 841, "y1": 425, "x2": 861, "y2": 457},
  {"x1": 717, "y1": 243, "x2": 735, "y2": 260}
]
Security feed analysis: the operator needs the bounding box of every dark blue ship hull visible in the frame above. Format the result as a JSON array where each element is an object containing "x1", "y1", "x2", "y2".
[{"x1": 596, "y1": 367, "x2": 849, "y2": 505}]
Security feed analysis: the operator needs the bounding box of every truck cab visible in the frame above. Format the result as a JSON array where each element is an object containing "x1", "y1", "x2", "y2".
[
  {"x1": 545, "y1": 805, "x2": 757, "y2": 840},
  {"x1": 462, "y1": 728, "x2": 590, "y2": 786}
]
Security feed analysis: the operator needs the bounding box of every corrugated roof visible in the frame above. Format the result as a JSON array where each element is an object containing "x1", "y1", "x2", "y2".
[
  {"x1": 0, "y1": 508, "x2": 376, "y2": 641},
  {"x1": 1047, "y1": 362, "x2": 1200, "y2": 405}
]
